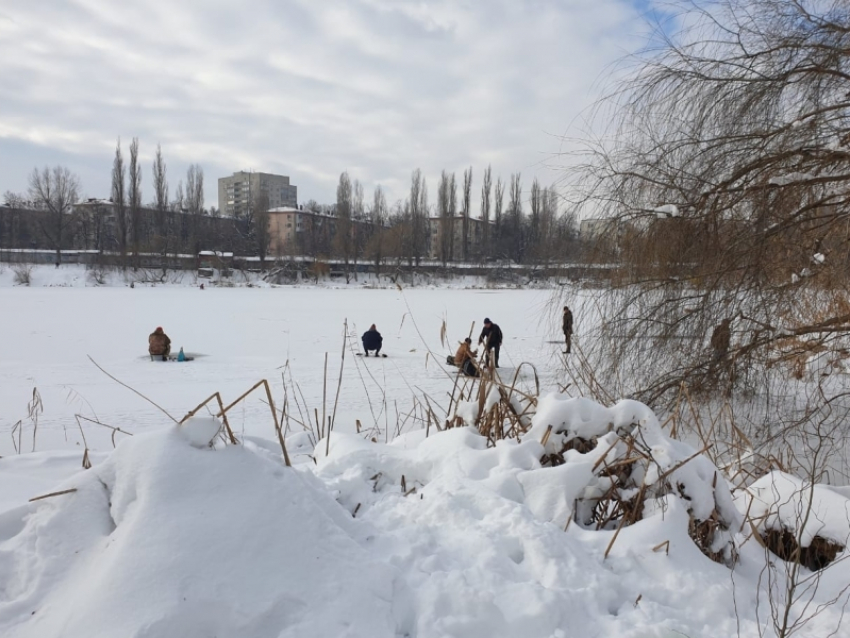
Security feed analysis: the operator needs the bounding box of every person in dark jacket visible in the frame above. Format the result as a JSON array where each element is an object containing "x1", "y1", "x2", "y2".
[
  {"x1": 563, "y1": 305, "x2": 574, "y2": 354},
  {"x1": 362, "y1": 324, "x2": 383, "y2": 356},
  {"x1": 478, "y1": 318, "x2": 503, "y2": 368},
  {"x1": 148, "y1": 326, "x2": 171, "y2": 361},
  {"x1": 710, "y1": 318, "x2": 732, "y2": 361}
]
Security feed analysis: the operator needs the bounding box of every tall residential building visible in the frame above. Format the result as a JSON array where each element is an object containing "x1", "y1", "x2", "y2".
[{"x1": 218, "y1": 171, "x2": 297, "y2": 217}]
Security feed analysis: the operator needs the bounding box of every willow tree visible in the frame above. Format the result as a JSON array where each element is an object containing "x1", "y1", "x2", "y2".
[{"x1": 566, "y1": 0, "x2": 850, "y2": 466}]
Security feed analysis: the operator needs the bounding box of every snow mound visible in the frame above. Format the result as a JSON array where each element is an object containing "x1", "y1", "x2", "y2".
[
  {"x1": 525, "y1": 394, "x2": 741, "y2": 562},
  {"x1": 744, "y1": 471, "x2": 850, "y2": 549},
  {"x1": 177, "y1": 416, "x2": 222, "y2": 447},
  {"x1": 0, "y1": 427, "x2": 398, "y2": 638},
  {"x1": 2, "y1": 395, "x2": 849, "y2": 637}
]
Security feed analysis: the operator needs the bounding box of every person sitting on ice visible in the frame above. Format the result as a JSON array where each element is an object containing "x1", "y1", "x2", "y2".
[
  {"x1": 361, "y1": 324, "x2": 383, "y2": 356},
  {"x1": 450, "y1": 337, "x2": 479, "y2": 377},
  {"x1": 149, "y1": 326, "x2": 172, "y2": 361}
]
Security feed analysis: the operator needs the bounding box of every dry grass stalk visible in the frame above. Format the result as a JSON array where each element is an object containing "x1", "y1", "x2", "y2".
[
  {"x1": 182, "y1": 391, "x2": 236, "y2": 444},
  {"x1": 210, "y1": 379, "x2": 292, "y2": 466},
  {"x1": 88, "y1": 355, "x2": 177, "y2": 424},
  {"x1": 652, "y1": 540, "x2": 670, "y2": 554},
  {"x1": 73, "y1": 415, "x2": 93, "y2": 469},
  {"x1": 29, "y1": 488, "x2": 78, "y2": 502},
  {"x1": 326, "y1": 319, "x2": 349, "y2": 457},
  {"x1": 321, "y1": 352, "x2": 328, "y2": 440}
]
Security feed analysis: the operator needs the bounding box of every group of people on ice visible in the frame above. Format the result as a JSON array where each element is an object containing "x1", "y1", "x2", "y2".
[
  {"x1": 447, "y1": 305, "x2": 573, "y2": 378},
  {"x1": 446, "y1": 317, "x2": 504, "y2": 377},
  {"x1": 148, "y1": 304, "x2": 573, "y2": 371}
]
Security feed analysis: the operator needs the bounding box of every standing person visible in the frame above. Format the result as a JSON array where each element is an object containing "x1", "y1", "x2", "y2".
[
  {"x1": 710, "y1": 318, "x2": 732, "y2": 362},
  {"x1": 148, "y1": 326, "x2": 171, "y2": 361},
  {"x1": 478, "y1": 318, "x2": 503, "y2": 368},
  {"x1": 362, "y1": 324, "x2": 383, "y2": 357},
  {"x1": 563, "y1": 305, "x2": 574, "y2": 354}
]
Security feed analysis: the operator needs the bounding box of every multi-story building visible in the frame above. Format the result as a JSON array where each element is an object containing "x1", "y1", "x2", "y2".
[
  {"x1": 267, "y1": 207, "x2": 379, "y2": 257},
  {"x1": 428, "y1": 215, "x2": 489, "y2": 261},
  {"x1": 267, "y1": 207, "x2": 322, "y2": 254},
  {"x1": 218, "y1": 171, "x2": 297, "y2": 218}
]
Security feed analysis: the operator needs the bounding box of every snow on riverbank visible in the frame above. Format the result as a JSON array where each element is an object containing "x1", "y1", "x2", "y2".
[
  {"x1": 2, "y1": 398, "x2": 849, "y2": 637},
  {"x1": 0, "y1": 262, "x2": 553, "y2": 290}
]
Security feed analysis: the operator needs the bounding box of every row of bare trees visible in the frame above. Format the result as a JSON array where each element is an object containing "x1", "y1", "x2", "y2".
[
  {"x1": 5, "y1": 145, "x2": 580, "y2": 270},
  {"x1": 2, "y1": 138, "x2": 266, "y2": 263},
  {"x1": 111, "y1": 138, "x2": 209, "y2": 267},
  {"x1": 295, "y1": 167, "x2": 578, "y2": 276}
]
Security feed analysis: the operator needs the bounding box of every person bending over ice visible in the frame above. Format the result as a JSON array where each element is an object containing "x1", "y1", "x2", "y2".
[{"x1": 362, "y1": 324, "x2": 383, "y2": 356}]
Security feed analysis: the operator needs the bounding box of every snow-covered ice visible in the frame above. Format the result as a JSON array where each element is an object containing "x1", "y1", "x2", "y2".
[{"x1": 1, "y1": 265, "x2": 848, "y2": 637}]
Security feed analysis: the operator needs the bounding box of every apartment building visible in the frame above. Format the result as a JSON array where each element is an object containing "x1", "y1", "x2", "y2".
[
  {"x1": 218, "y1": 171, "x2": 297, "y2": 217},
  {"x1": 428, "y1": 215, "x2": 489, "y2": 261}
]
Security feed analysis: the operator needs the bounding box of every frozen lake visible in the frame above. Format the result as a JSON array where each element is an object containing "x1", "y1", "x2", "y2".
[{"x1": 0, "y1": 284, "x2": 569, "y2": 456}]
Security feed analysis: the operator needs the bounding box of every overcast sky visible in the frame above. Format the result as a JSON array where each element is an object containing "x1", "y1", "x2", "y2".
[{"x1": 0, "y1": 1, "x2": 658, "y2": 214}]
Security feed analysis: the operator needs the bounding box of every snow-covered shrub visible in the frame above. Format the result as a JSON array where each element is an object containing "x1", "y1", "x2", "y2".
[
  {"x1": 13, "y1": 264, "x2": 32, "y2": 286},
  {"x1": 527, "y1": 394, "x2": 742, "y2": 564},
  {"x1": 741, "y1": 471, "x2": 849, "y2": 570},
  {"x1": 87, "y1": 265, "x2": 108, "y2": 285}
]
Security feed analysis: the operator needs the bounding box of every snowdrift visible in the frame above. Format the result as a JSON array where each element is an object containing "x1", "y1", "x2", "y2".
[
  {"x1": 0, "y1": 419, "x2": 398, "y2": 638},
  {"x1": 1, "y1": 397, "x2": 849, "y2": 637}
]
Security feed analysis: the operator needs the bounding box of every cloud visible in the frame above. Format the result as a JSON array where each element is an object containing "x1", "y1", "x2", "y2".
[{"x1": 0, "y1": 0, "x2": 651, "y2": 212}]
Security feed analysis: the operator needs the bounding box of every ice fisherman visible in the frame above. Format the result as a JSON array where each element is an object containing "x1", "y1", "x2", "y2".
[
  {"x1": 448, "y1": 337, "x2": 479, "y2": 377},
  {"x1": 149, "y1": 326, "x2": 172, "y2": 360},
  {"x1": 563, "y1": 305, "x2": 574, "y2": 354},
  {"x1": 478, "y1": 318, "x2": 503, "y2": 368},
  {"x1": 362, "y1": 324, "x2": 383, "y2": 356}
]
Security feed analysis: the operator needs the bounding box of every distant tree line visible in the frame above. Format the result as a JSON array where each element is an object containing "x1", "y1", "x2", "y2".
[
  {"x1": 286, "y1": 168, "x2": 580, "y2": 277},
  {"x1": 3, "y1": 140, "x2": 581, "y2": 269}
]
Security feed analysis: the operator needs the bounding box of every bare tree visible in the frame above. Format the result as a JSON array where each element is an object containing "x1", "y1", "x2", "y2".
[
  {"x1": 27, "y1": 166, "x2": 80, "y2": 266},
  {"x1": 449, "y1": 172, "x2": 457, "y2": 259},
  {"x1": 529, "y1": 178, "x2": 542, "y2": 261},
  {"x1": 368, "y1": 185, "x2": 387, "y2": 274},
  {"x1": 417, "y1": 173, "x2": 429, "y2": 265},
  {"x1": 333, "y1": 171, "x2": 354, "y2": 281},
  {"x1": 185, "y1": 164, "x2": 204, "y2": 256},
  {"x1": 407, "y1": 169, "x2": 429, "y2": 266},
  {"x1": 152, "y1": 143, "x2": 169, "y2": 259},
  {"x1": 538, "y1": 185, "x2": 560, "y2": 266},
  {"x1": 505, "y1": 173, "x2": 524, "y2": 262},
  {"x1": 111, "y1": 139, "x2": 128, "y2": 262},
  {"x1": 128, "y1": 137, "x2": 142, "y2": 270},
  {"x1": 461, "y1": 166, "x2": 472, "y2": 261},
  {"x1": 494, "y1": 176, "x2": 504, "y2": 258},
  {"x1": 3, "y1": 191, "x2": 26, "y2": 208},
  {"x1": 481, "y1": 165, "x2": 492, "y2": 259},
  {"x1": 353, "y1": 179, "x2": 366, "y2": 278},
  {"x1": 437, "y1": 170, "x2": 451, "y2": 265}
]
